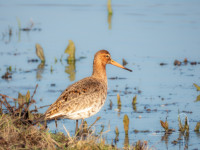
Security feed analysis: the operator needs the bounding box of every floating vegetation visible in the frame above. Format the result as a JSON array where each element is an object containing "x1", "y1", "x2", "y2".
[
  {"x1": 107, "y1": 0, "x2": 113, "y2": 29},
  {"x1": 178, "y1": 113, "x2": 189, "y2": 136},
  {"x1": 123, "y1": 114, "x2": 129, "y2": 135},
  {"x1": 36, "y1": 62, "x2": 45, "y2": 80},
  {"x1": 109, "y1": 99, "x2": 113, "y2": 110},
  {"x1": 132, "y1": 140, "x2": 148, "y2": 150},
  {"x1": 114, "y1": 127, "x2": 119, "y2": 143},
  {"x1": 65, "y1": 60, "x2": 76, "y2": 81},
  {"x1": 123, "y1": 115, "x2": 130, "y2": 149},
  {"x1": 17, "y1": 18, "x2": 41, "y2": 32},
  {"x1": 107, "y1": 11, "x2": 112, "y2": 30},
  {"x1": 117, "y1": 93, "x2": 121, "y2": 106},
  {"x1": 20, "y1": 19, "x2": 34, "y2": 31},
  {"x1": 83, "y1": 121, "x2": 88, "y2": 134},
  {"x1": 1, "y1": 71, "x2": 12, "y2": 80},
  {"x1": 65, "y1": 40, "x2": 76, "y2": 62},
  {"x1": 193, "y1": 83, "x2": 200, "y2": 102},
  {"x1": 7, "y1": 66, "x2": 12, "y2": 72},
  {"x1": 184, "y1": 58, "x2": 188, "y2": 64},
  {"x1": 16, "y1": 17, "x2": 21, "y2": 30},
  {"x1": 132, "y1": 95, "x2": 137, "y2": 105},
  {"x1": 35, "y1": 43, "x2": 45, "y2": 63},
  {"x1": 117, "y1": 93, "x2": 121, "y2": 114},
  {"x1": 174, "y1": 60, "x2": 181, "y2": 66},
  {"x1": 132, "y1": 95, "x2": 137, "y2": 112},
  {"x1": 173, "y1": 58, "x2": 200, "y2": 66},
  {"x1": 134, "y1": 130, "x2": 150, "y2": 133},
  {"x1": 107, "y1": 0, "x2": 113, "y2": 15},
  {"x1": 64, "y1": 40, "x2": 76, "y2": 81},
  {"x1": 160, "y1": 117, "x2": 175, "y2": 134},
  {"x1": 55, "y1": 57, "x2": 58, "y2": 64},
  {"x1": 160, "y1": 120, "x2": 169, "y2": 132},
  {"x1": 8, "y1": 26, "x2": 12, "y2": 37},
  {"x1": 195, "y1": 95, "x2": 200, "y2": 102},
  {"x1": 0, "y1": 85, "x2": 39, "y2": 124},
  {"x1": 28, "y1": 59, "x2": 39, "y2": 63},
  {"x1": 122, "y1": 59, "x2": 128, "y2": 66},
  {"x1": 50, "y1": 66, "x2": 53, "y2": 73},
  {"x1": 193, "y1": 83, "x2": 200, "y2": 91},
  {"x1": 194, "y1": 122, "x2": 200, "y2": 132},
  {"x1": 160, "y1": 62, "x2": 167, "y2": 66},
  {"x1": 190, "y1": 61, "x2": 197, "y2": 65},
  {"x1": 60, "y1": 54, "x2": 63, "y2": 63},
  {"x1": 109, "y1": 76, "x2": 126, "y2": 80}
]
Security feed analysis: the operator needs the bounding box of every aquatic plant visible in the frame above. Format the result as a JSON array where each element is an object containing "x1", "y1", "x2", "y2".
[
  {"x1": 193, "y1": 83, "x2": 200, "y2": 91},
  {"x1": 35, "y1": 43, "x2": 45, "y2": 62},
  {"x1": 123, "y1": 114, "x2": 129, "y2": 135},
  {"x1": 117, "y1": 93, "x2": 121, "y2": 106},
  {"x1": 107, "y1": 0, "x2": 113, "y2": 15},
  {"x1": 178, "y1": 113, "x2": 189, "y2": 136},
  {"x1": 115, "y1": 126, "x2": 119, "y2": 141},
  {"x1": 132, "y1": 95, "x2": 137, "y2": 112},
  {"x1": 65, "y1": 40, "x2": 76, "y2": 62},
  {"x1": 122, "y1": 58, "x2": 128, "y2": 66},
  {"x1": 160, "y1": 120, "x2": 169, "y2": 133},
  {"x1": 194, "y1": 122, "x2": 200, "y2": 132}
]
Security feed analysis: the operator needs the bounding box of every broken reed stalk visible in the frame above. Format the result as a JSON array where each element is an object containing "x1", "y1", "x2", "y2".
[
  {"x1": 31, "y1": 84, "x2": 38, "y2": 101},
  {"x1": 0, "y1": 84, "x2": 39, "y2": 124},
  {"x1": 22, "y1": 84, "x2": 38, "y2": 118},
  {"x1": 123, "y1": 114, "x2": 129, "y2": 135},
  {"x1": 0, "y1": 95, "x2": 14, "y2": 113},
  {"x1": 160, "y1": 120, "x2": 169, "y2": 133},
  {"x1": 35, "y1": 43, "x2": 45, "y2": 62},
  {"x1": 117, "y1": 93, "x2": 121, "y2": 106},
  {"x1": 88, "y1": 117, "x2": 101, "y2": 131},
  {"x1": 0, "y1": 93, "x2": 18, "y2": 101},
  {"x1": 194, "y1": 122, "x2": 200, "y2": 132}
]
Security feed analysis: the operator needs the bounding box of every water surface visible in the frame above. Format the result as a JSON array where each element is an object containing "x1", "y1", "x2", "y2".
[{"x1": 0, "y1": 0, "x2": 200, "y2": 149}]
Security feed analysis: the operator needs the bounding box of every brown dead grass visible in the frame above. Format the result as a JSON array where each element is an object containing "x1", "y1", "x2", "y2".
[{"x1": 0, "y1": 90, "x2": 148, "y2": 150}]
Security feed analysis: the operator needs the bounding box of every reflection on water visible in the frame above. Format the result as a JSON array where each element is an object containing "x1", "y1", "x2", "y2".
[
  {"x1": 65, "y1": 40, "x2": 76, "y2": 61},
  {"x1": 64, "y1": 40, "x2": 76, "y2": 81},
  {"x1": 65, "y1": 60, "x2": 76, "y2": 81},
  {"x1": 161, "y1": 133, "x2": 170, "y2": 149},
  {"x1": 124, "y1": 134, "x2": 129, "y2": 149},
  {"x1": 36, "y1": 62, "x2": 45, "y2": 80},
  {"x1": 132, "y1": 95, "x2": 137, "y2": 112},
  {"x1": 1, "y1": 1, "x2": 200, "y2": 149},
  {"x1": 114, "y1": 126, "x2": 119, "y2": 144},
  {"x1": 107, "y1": 0, "x2": 112, "y2": 30},
  {"x1": 123, "y1": 114, "x2": 129, "y2": 148},
  {"x1": 178, "y1": 132, "x2": 189, "y2": 150},
  {"x1": 107, "y1": 13, "x2": 112, "y2": 30}
]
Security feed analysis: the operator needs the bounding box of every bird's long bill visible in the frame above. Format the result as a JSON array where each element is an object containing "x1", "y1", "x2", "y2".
[{"x1": 110, "y1": 59, "x2": 132, "y2": 72}]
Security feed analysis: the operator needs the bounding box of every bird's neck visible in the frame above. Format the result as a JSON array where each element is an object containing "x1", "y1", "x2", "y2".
[{"x1": 92, "y1": 61, "x2": 107, "y2": 83}]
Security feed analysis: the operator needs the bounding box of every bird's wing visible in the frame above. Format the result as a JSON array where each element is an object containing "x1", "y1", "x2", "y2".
[{"x1": 45, "y1": 77, "x2": 107, "y2": 120}]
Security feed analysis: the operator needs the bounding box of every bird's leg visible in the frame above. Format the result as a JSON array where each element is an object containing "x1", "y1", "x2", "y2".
[
  {"x1": 75, "y1": 120, "x2": 78, "y2": 134},
  {"x1": 78, "y1": 119, "x2": 84, "y2": 136},
  {"x1": 79, "y1": 119, "x2": 84, "y2": 130}
]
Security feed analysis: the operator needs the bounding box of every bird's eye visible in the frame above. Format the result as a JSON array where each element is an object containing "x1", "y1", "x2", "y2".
[{"x1": 106, "y1": 55, "x2": 110, "y2": 58}]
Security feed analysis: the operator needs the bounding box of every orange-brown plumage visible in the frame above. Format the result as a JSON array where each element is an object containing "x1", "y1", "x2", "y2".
[{"x1": 44, "y1": 50, "x2": 132, "y2": 121}]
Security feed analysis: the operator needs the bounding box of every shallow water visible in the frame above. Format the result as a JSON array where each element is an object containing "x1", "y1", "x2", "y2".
[{"x1": 1, "y1": 0, "x2": 200, "y2": 149}]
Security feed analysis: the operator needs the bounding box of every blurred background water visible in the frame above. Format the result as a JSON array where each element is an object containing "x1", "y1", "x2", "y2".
[{"x1": 0, "y1": 0, "x2": 200, "y2": 149}]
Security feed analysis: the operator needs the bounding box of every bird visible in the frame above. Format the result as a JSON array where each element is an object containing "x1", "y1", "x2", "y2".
[{"x1": 42, "y1": 50, "x2": 132, "y2": 132}]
